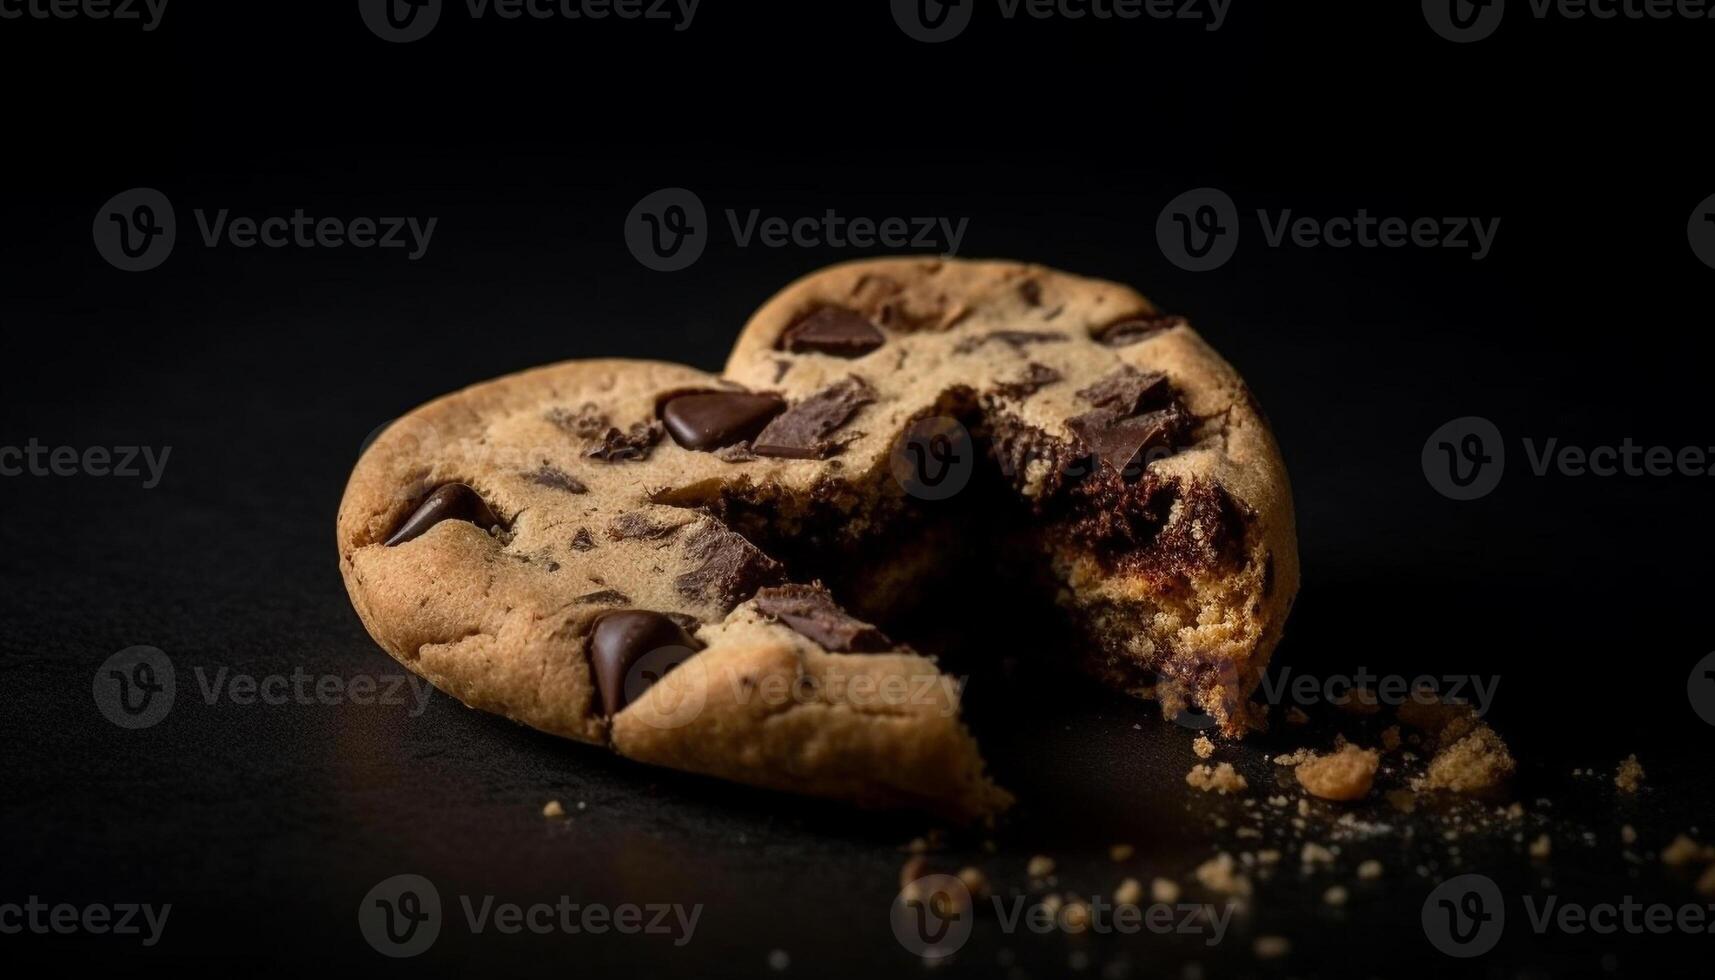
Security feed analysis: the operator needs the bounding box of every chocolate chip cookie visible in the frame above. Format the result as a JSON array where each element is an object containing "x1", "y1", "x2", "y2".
[{"x1": 336, "y1": 258, "x2": 1298, "y2": 820}]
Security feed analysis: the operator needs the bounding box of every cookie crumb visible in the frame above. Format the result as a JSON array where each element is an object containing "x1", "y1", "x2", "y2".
[
  {"x1": 1193, "y1": 853, "x2": 1252, "y2": 897},
  {"x1": 958, "y1": 866, "x2": 991, "y2": 900},
  {"x1": 1301, "y1": 842, "x2": 1336, "y2": 867},
  {"x1": 1615, "y1": 754, "x2": 1645, "y2": 794},
  {"x1": 1357, "y1": 859, "x2": 1383, "y2": 880},
  {"x1": 1529, "y1": 834, "x2": 1552, "y2": 859},
  {"x1": 542, "y1": 800, "x2": 566, "y2": 818},
  {"x1": 1192, "y1": 735, "x2": 1215, "y2": 759},
  {"x1": 1109, "y1": 843, "x2": 1136, "y2": 862},
  {"x1": 1621, "y1": 825, "x2": 1638, "y2": 846},
  {"x1": 1381, "y1": 725, "x2": 1402, "y2": 752},
  {"x1": 1295, "y1": 744, "x2": 1380, "y2": 802},
  {"x1": 1027, "y1": 854, "x2": 1056, "y2": 878},
  {"x1": 1151, "y1": 877, "x2": 1182, "y2": 903},
  {"x1": 1061, "y1": 899, "x2": 1091, "y2": 933},
  {"x1": 1273, "y1": 748, "x2": 1313, "y2": 767},
  {"x1": 1186, "y1": 763, "x2": 1248, "y2": 795},
  {"x1": 1285, "y1": 706, "x2": 1310, "y2": 725},
  {"x1": 1662, "y1": 835, "x2": 1714, "y2": 867},
  {"x1": 1416, "y1": 721, "x2": 1515, "y2": 794},
  {"x1": 1253, "y1": 936, "x2": 1291, "y2": 959},
  {"x1": 1114, "y1": 877, "x2": 1144, "y2": 907},
  {"x1": 1323, "y1": 885, "x2": 1349, "y2": 906},
  {"x1": 1698, "y1": 865, "x2": 1715, "y2": 898}
]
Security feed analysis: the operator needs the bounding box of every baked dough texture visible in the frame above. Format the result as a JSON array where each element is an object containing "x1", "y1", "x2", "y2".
[{"x1": 337, "y1": 258, "x2": 1299, "y2": 820}]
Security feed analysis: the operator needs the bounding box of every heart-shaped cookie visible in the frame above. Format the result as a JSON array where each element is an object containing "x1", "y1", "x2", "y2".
[{"x1": 337, "y1": 258, "x2": 1298, "y2": 821}]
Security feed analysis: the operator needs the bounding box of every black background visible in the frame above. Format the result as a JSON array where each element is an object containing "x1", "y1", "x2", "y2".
[{"x1": 3, "y1": 1, "x2": 1712, "y2": 976}]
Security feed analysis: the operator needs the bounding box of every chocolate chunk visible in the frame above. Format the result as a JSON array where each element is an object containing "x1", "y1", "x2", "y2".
[
  {"x1": 588, "y1": 610, "x2": 704, "y2": 716},
  {"x1": 752, "y1": 377, "x2": 876, "y2": 460},
  {"x1": 952, "y1": 330, "x2": 1068, "y2": 355},
  {"x1": 1067, "y1": 407, "x2": 1190, "y2": 481},
  {"x1": 384, "y1": 484, "x2": 500, "y2": 546},
  {"x1": 547, "y1": 402, "x2": 609, "y2": 439},
  {"x1": 608, "y1": 512, "x2": 688, "y2": 541},
  {"x1": 575, "y1": 588, "x2": 631, "y2": 606},
  {"x1": 586, "y1": 422, "x2": 663, "y2": 462},
  {"x1": 661, "y1": 391, "x2": 786, "y2": 451},
  {"x1": 570, "y1": 527, "x2": 596, "y2": 551},
  {"x1": 1095, "y1": 315, "x2": 1185, "y2": 348},
  {"x1": 772, "y1": 359, "x2": 793, "y2": 384},
  {"x1": 752, "y1": 584, "x2": 892, "y2": 652},
  {"x1": 674, "y1": 525, "x2": 785, "y2": 611},
  {"x1": 994, "y1": 362, "x2": 1062, "y2": 400},
  {"x1": 780, "y1": 307, "x2": 886, "y2": 358},
  {"x1": 528, "y1": 464, "x2": 587, "y2": 494},
  {"x1": 1018, "y1": 280, "x2": 1043, "y2": 307},
  {"x1": 1076, "y1": 368, "x2": 1173, "y2": 415}
]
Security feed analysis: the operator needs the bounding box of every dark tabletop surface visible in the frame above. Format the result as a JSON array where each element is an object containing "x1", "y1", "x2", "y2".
[{"x1": 3, "y1": 4, "x2": 1713, "y2": 977}]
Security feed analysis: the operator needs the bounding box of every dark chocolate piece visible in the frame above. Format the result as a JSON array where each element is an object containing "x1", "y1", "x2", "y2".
[
  {"x1": 1076, "y1": 368, "x2": 1172, "y2": 415},
  {"x1": 661, "y1": 391, "x2": 786, "y2": 451},
  {"x1": 674, "y1": 525, "x2": 785, "y2": 611},
  {"x1": 1095, "y1": 315, "x2": 1185, "y2": 348},
  {"x1": 589, "y1": 610, "x2": 704, "y2": 716},
  {"x1": 384, "y1": 484, "x2": 500, "y2": 547},
  {"x1": 752, "y1": 584, "x2": 892, "y2": 652},
  {"x1": 528, "y1": 464, "x2": 587, "y2": 494},
  {"x1": 585, "y1": 422, "x2": 663, "y2": 462},
  {"x1": 1067, "y1": 407, "x2": 1189, "y2": 480},
  {"x1": 780, "y1": 307, "x2": 886, "y2": 358},
  {"x1": 752, "y1": 377, "x2": 876, "y2": 460},
  {"x1": 570, "y1": 527, "x2": 596, "y2": 551}
]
